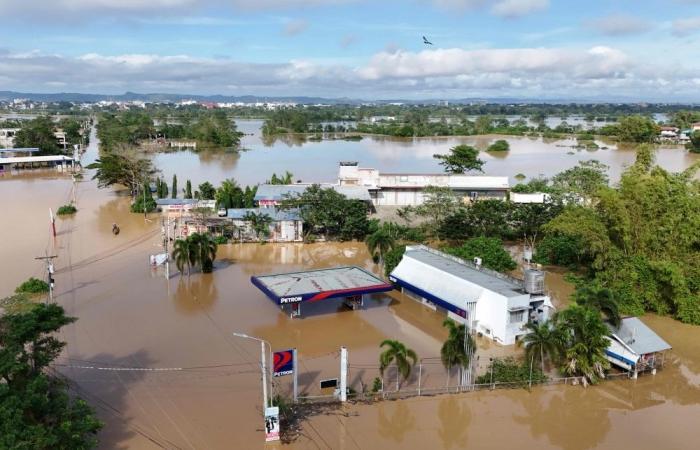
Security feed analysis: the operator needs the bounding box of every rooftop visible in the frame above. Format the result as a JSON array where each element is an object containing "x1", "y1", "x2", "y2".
[
  {"x1": 254, "y1": 183, "x2": 371, "y2": 202},
  {"x1": 0, "y1": 155, "x2": 75, "y2": 163},
  {"x1": 155, "y1": 198, "x2": 199, "y2": 206},
  {"x1": 401, "y1": 245, "x2": 525, "y2": 298},
  {"x1": 251, "y1": 266, "x2": 392, "y2": 302},
  {"x1": 608, "y1": 317, "x2": 672, "y2": 355},
  {"x1": 226, "y1": 207, "x2": 301, "y2": 221}
]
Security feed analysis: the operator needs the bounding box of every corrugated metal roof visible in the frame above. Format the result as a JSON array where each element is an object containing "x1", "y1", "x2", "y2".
[
  {"x1": 155, "y1": 198, "x2": 199, "y2": 206},
  {"x1": 226, "y1": 207, "x2": 301, "y2": 221},
  {"x1": 254, "y1": 183, "x2": 371, "y2": 202},
  {"x1": 253, "y1": 266, "x2": 388, "y2": 298},
  {"x1": 607, "y1": 317, "x2": 671, "y2": 355}
]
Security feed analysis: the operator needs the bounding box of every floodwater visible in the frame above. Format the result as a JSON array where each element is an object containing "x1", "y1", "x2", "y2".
[
  {"x1": 0, "y1": 122, "x2": 699, "y2": 449},
  {"x1": 151, "y1": 119, "x2": 700, "y2": 188}
]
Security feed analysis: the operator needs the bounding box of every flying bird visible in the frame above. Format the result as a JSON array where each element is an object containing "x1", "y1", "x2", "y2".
[{"x1": 422, "y1": 36, "x2": 433, "y2": 45}]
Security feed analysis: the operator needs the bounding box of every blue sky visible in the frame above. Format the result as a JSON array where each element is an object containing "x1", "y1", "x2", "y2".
[{"x1": 2, "y1": 0, "x2": 700, "y2": 100}]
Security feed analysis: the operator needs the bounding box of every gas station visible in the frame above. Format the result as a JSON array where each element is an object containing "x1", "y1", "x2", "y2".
[{"x1": 251, "y1": 266, "x2": 393, "y2": 318}]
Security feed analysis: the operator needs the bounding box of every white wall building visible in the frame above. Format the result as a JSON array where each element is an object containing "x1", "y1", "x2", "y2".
[
  {"x1": 338, "y1": 162, "x2": 509, "y2": 207},
  {"x1": 390, "y1": 245, "x2": 554, "y2": 345}
]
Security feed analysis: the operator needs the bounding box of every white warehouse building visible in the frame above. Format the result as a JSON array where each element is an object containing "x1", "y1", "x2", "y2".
[{"x1": 390, "y1": 245, "x2": 554, "y2": 345}]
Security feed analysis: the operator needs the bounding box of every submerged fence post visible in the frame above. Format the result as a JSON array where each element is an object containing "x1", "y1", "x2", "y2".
[
  {"x1": 418, "y1": 363, "x2": 422, "y2": 396},
  {"x1": 340, "y1": 347, "x2": 348, "y2": 402}
]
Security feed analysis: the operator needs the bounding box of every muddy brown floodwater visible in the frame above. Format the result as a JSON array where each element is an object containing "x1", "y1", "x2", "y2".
[{"x1": 0, "y1": 123, "x2": 699, "y2": 449}]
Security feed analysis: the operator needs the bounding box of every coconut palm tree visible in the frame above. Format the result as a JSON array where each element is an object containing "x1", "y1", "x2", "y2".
[
  {"x1": 573, "y1": 286, "x2": 621, "y2": 327},
  {"x1": 555, "y1": 305, "x2": 611, "y2": 384},
  {"x1": 172, "y1": 238, "x2": 194, "y2": 277},
  {"x1": 366, "y1": 227, "x2": 396, "y2": 264},
  {"x1": 440, "y1": 319, "x2": 474, "y2": 385},
  {"x1": 191, "y1": 232, "x2": 217, "y2": 273},
  {"x1": 521, "y1": 321, "x2": 560, "y2": 373},
  {"x1": 243, "y1": 211, "x2": 273, "y2": 241},
  {"x1": 379, "y1": 339, "x2": 418, "y2": 390}
]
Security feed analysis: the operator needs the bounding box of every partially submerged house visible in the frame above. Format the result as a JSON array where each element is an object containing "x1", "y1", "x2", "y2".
[
  {"x1": 605, "y1": 317, "x2": 671, "y2": 376},
  {"x1": 338, "y1": 161, "x2": 510, "y2": 206},
  {"x1": 389, "y1": 245, "x2": 553, "y2": 345},
  {"x1": 155, "y1": 198, "x2": 216, "y2": 215},
  {"x1": 183, "y1": 208, "x2": 303, "y2": 242}
]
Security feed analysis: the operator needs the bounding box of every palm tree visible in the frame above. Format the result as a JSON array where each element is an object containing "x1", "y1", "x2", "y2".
[
  {"x1": 243, "y1": 211, "x2": 273, "y2": 241},
  {"x1": 555, "y1": 305, "x2": 611, "y2": 384},
  {"x1": 440, "y1": 319, "x2": 474, "y2": 386},
  {"x1": 521, "y1": 321, "x2": 560, "y2": 373},
  {"x1": 573, "y1": 286, "x2": 621, "y2": 327},
  {"x1": 172, "y1": 238, "x2": 193, "y2": 277},
  {"x1": 379, "y1": 339, "x2": 418, "y2": 390},
  {"x1": 191, "y1": 233, "x2": 217, "y2": 273},
  {"x1": 366, "y1": 227, "x2": 396, "y2": 264}
]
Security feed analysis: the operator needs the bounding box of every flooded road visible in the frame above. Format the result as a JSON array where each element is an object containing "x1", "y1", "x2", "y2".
[{"x1": 0, "y1": 121, "x2": 699, "y2": 449}]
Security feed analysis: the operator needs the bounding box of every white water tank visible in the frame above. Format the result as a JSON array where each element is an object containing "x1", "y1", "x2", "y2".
[
  {"x1": 473, "y1": 257, "x2": 482, "y2": 268},
  {"x1": 523, "y1": 269, "x2": 545, "y2": 294}
]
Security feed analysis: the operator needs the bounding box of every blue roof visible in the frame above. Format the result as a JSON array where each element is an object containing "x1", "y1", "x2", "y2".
[
  {"x1": 0, "y1": 147, "x2": 40, "y2": 153},
  {"x1": 155, "y1": 198, "x2": 198, "y2": 206},
  {"x1": 227, "y1": 207, "x2": 301, "y2": 221}
]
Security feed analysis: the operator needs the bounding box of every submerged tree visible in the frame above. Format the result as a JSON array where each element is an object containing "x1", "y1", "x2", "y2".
[
  {"x1": 171, "y1": 174, "x2": 178, "y2": 199},
  {"x1": 440, "y1": 319, "x2": 474, "y2": 383},
  {"x1": 86, "y1": 145, "x2": 155, "y2": 196},
  {"x1": 171, "y1": 232, "x2": 218, "y2": 275},
  {"x1": 573, "y1": 286, "x2": 621, "y2": 327},
  {"x1": 521, "y1": 321, "x2": 560, "y2": 373},
  {"x1": 366, "y1": 226, "x2": 396, "y2": 264},
  {"x1": 433, "y1": 144, "x2": 484, "y2": 174},
  {"x1": 554, "y1": 306, "x2": 611, "y2": 384}
]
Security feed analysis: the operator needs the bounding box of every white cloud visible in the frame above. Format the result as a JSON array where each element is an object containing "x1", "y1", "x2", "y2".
[
  {"x1": 491, "y1": 0, "x2": 549, "y2": 18},
  {"x1": 1, "y1": 47, "x2": 699, "y2": 100},
  {"x1": 586, "y1": 14, "x2": 652, "y2": 36},
  {"x1": 672, "y1": 17, "x2": 700, "y2": 36}
]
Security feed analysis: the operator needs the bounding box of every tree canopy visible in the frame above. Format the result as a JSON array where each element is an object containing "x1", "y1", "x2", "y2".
[
  {"x1": 86, "y1": 146, "x2": 155, "y2": 195},
  {"x1": 433, "y1": 145, "x2": 484, "y2": 174},
  {"x1": 0, "y1": 304, "x2": 102, "y2": 448}
]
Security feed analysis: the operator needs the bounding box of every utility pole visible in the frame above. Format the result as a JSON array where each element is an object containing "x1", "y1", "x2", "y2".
[
  {"x1": 35, "y1": 254, "x2": 57, "y2": 304},
  {"x1": 165, "y1": 215, "x2": 170, "y2": 280}
]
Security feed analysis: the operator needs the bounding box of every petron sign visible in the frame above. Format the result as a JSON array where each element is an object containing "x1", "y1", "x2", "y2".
[
  {"x1": 279, "y1": 296, "x2": 302, "y2": 304},
  {"x1": 273, "y1": 349, "x2": 295, "y2": 377}
]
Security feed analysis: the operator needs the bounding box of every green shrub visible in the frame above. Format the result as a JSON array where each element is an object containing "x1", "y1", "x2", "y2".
[
  {"x1": 15, "y1": 277, "x2": 49, "y2": 294},
  {"x1": 487, "y1": 139, "x2": 510, "y2": 152},
  {"x1": 371, "y1": 377, "x2": 382, "y2": 393},
  {"x1": 445, "y1": 237, "x2": 517, "y2": 272},
  {"x1": 476, "y1": 357, "x2": 547, "y2": 387},
  {"x1": 130, "y1": 196, "x2": 156, "y2": 213},
  {"x1": 213, "y1": 235, "x2": 228, "y2": 245},
  {"x1": 56, "y1": 204, "x2": 77, "y2": 215}
]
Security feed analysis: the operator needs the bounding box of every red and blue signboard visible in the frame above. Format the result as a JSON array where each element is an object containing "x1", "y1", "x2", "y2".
[{"x1": 273, "y1": 349, "x2": 295, "y2": 377}]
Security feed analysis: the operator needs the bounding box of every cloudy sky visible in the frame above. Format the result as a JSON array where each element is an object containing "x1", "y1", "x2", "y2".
[{"x1": 1, "y1": 0, "x2": 700, "y2": 100}]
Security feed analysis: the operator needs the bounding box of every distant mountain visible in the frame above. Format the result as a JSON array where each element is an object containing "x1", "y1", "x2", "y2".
[{"x1": 0, "y1": 90, "x2": 695, "y2": 106}]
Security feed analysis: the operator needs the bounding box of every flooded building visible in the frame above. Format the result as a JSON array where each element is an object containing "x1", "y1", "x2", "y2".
[
  {"x1": 337, "y1": 162, "x2": 509, "y2": 206},
  {"x1": 605, "y1": 317, "x2": 671, "y2": 375},
  {"x1": 0, "y1": 128, "x2": 20, "y2": 147},
  {"x1": 254, "y1": 183, "x2": 372, "y2": 207},
  {"x1": 0, "y1": 154, "x2": 77, "y2": 173},
  {"x1": 182, "y1": 208, "x2": 304, "y2": 242},
  {"x1": 390, "y1": 245, "x2": 554, "y2": 345},
  {"x1": 155, "y1": 198, "x2": 216, "y2": 215}
]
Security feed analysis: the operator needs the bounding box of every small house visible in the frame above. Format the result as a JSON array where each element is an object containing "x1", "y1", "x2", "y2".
[{"x1": 605, "y1": 317, "x2": 671, "y2": 375}]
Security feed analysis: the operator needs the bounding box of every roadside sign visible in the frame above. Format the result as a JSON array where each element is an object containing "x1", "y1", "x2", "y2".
[
  {"x1": 273, "y1": 349, "x2": 294, "y2": 377},
  {"x1": 264, "y1": 406, "x2": 280, "y2": 442}
]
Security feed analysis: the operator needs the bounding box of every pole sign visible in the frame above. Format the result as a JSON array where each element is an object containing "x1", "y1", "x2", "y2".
[
  {"x1": 264, "y1": 406, "x2": 280, "y2": 442},
  {"x1": 273, "y1": 349, "x2": 295, "y2": 377}
]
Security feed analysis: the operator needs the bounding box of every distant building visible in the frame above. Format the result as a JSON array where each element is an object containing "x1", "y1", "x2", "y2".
[
  {"x1": 605, "y1": 317, "x2": 671, "y2": 375},
  {"x1": 659, "y1": 126, "x2": 679, "y2": 138},
  {"x1": 254, "y1": 183, "x2": 372, "y2": 207},
  {"x1": 155, "y1": 198, "x2": 216, "y2": 215},
  {"x1": 510, "y1": 192, "x2": 551, "y2": 204},
  {"x1": 0, "y1": 128, "x2": 19, "y2": 147},
  {"x1": 390, "y1": 245, "x2": 554, "y2": 345},
  {"x1": 0, "y1": 154, "x2": 77, "y2": 173},
  {"x1": 338, "y1": 162, "x2": 510, "y2": 206},
  {"x1": 692, "y1": 122, "x2": 700, "y2": 132}
]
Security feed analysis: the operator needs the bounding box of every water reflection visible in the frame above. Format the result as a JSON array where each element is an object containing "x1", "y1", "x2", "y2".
[
  {"x1": 437, "y1": 396, "x2": 471, "y2": 449},
  {"x1": 377, "y1": 403, "x2": 416, "y2": 444}
]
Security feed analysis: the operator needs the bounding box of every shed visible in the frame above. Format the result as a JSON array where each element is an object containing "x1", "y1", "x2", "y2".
[{"x1": 605, "y1": 317, "x2": 671, "y2": 373}]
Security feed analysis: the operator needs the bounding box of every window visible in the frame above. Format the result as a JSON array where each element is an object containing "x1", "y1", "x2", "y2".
[
  {"x1": 509, "y1": 310, "x2": 526, "y2": 324},
  {"x1": 400, "y1": 176, "x2": 408, "y2": 182}
]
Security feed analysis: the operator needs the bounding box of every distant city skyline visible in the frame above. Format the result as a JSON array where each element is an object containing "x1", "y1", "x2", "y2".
[{"x1": 2, "y1": 1, "x2": 700, "y2": 100}]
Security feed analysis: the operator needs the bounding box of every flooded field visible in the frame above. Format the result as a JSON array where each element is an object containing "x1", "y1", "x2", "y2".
[
  {"x1": 151, "y1": 120, "x2": 700, "y2": 188},
  {"x1": 0, "y1": 122, "x2": 699, "y2": 449}
]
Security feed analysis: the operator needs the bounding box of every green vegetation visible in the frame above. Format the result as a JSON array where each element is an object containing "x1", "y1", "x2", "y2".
[
  {"x1": 184, "y1": 179, "x2": 193, "y2": 199},
  {"x1": 487, "y1": 139, "x2": 510, "y2": 152},
  {"x1": 56, "y1": 204, "x2": 77, "y2": 215},
  {"x1": 365, "y1": 226, "x2": 397, "y2": 264},
  {"x1": 243, "y1": 211, "x2": 273, "y2": 240},
  {"x1": 171, "y1": 174, "x2": 177, "y2": 199},
  {"x1": 130, "y1": 181, "x2": 156, "y2": 213},
  {"x1": 687, "y1": 130, "x2": 700, "y2": 154},
  {"x1": 97, "y1": 109, "x2": 242, "y2": 150},
  {"x1": 383, "y1": 245, "x2": 406, "y2": 278},
  {"x1": 475, "y1": 357, "x2": 547, "y2": 386},
  {"x1": 0, "y1": 304, "x2": 102, "y2": 448},
  {"x1": 215, "y1": 179, "x2": 256, "y2": 209},
  {"x1": 13, "y1": 116, "x2": 85, "y2": 155},
  {"x1": 197, "y1": 181, "x2": 216, "y2": 200},
  {"x1": 613, "y1": 115, "x2": 660, "y2": 143},
  {"x1": 440, "y1": 319, "x2": 474, "y2": 376},
  {"x1": 542, "y1": 145, "x2": 700, "y2": 323},
  {"x1": 86, "y1": 146, "x2": 156, "y2": 195},
  {"x1": 279, "y1": 184, "x2": 369, "y2": 241},
  {"x1": 378, "y1": 340, "x2": 418, "y2": 387},
  {"x1": 444, "y1": 237, "x2": 517, "y2": 272},
  {"x1": 172, "y1": 232, "x2": 218, "y2": 276},
  {"x1": 15, "y1": 277, "x2": 49, "y2": 294},
  {"x1": 267, "y1": 171, "x2": 294, "y2": 184},
  {"x1": 433, "y1": 145, "x2": 484, "y2": 173}
]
